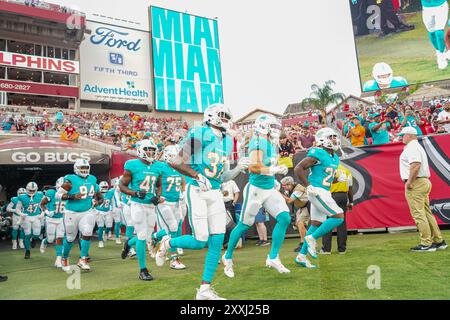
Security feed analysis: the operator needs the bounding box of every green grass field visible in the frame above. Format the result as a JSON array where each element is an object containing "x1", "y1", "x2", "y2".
[
  {"x1": 356, "y1": 11, "x2": 450, "y2": 89},
  {"x1": 0, "y1": 231, "x2": 449, "y2": 300}
]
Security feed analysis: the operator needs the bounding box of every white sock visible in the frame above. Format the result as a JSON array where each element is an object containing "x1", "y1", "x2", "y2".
[{"x1": 200, "y1": 284, "x2": 210, "y2": 291}]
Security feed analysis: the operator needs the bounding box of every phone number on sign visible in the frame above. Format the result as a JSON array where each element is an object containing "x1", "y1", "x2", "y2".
[{"x1": 0, "y1": 83, "x2": 31, "y2": 91}]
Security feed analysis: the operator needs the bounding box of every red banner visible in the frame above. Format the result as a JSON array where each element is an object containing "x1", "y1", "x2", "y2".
[
  {"x1": 0, "y1": 79, "x2": 79, "y2": 98},
  {"x1": 341, "y1": 134, "x2": 450, "y2": 229},
  {"x1": 0, "y1": 51, "x2": 79, "y2": 74}
]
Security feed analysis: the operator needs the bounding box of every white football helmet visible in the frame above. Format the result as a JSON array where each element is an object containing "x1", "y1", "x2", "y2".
[
  {"x1": 315, "y1": 127, "x2": 340, "y2": 151},
  {"x1": 163, "y1": 145, "x2": 180, "y2": 163},
  {"x1": 26, "y1": 182, "x2": 38, "y2": 196},
  {"x1": 74, "y1": 158, "x2": 90, "y2": 178},
  {"x1": 99, "y1": 181, "x2": 109, "y2": 193},
  {"x1": 373, "y1": 62, "x2": 393, "y2": 88},
  {"x1": 136, "y1": 139, "x2": 157, "y2": 163},
  {"x1": 203, "y1": 103, "x2": 233, "y2": 133},
  {"x1": 254, "y1": 114, "x2": 282, "y2": 141},
  {"x1": 55, "y1": 177, "x2": 64, "y2": 189},
  {"x1": 17, "y1": 188, "x2": 26, "y2": 196}
]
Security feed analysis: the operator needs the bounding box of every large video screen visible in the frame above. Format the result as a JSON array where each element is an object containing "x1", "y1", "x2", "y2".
[
  {"x1": 350, "y1": 0, "x2": 450, "y2": 92},
  {"x1": 150, "y1": 6, "x2": 223, "y2": 113}
]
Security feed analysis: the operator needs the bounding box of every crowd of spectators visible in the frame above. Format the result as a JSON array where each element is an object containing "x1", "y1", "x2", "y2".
[{"x1": 337, "y1": 102, "x2": 450, "y2": 147}]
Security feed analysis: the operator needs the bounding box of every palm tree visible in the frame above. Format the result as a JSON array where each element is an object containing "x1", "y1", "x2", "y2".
[{"x1": 300, "y1": 80, "x2": 345, "y2": 125}]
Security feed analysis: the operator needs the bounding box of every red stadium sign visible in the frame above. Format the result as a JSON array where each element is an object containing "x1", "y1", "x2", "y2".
[
  {"x1": 0, "y1": 51, "x2": 79, "y2": 74},
  {"x1": 0, "y1": 79, "x2": 79, "y2": 98}
]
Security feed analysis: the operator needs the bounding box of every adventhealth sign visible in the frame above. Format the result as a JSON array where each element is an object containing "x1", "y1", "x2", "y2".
[
  {"x1": 150, "y1": 6, "x2": 223, "y2": 113},
  {"x1": 80, "y1": 21, "x2": 152, "y2": 105}
]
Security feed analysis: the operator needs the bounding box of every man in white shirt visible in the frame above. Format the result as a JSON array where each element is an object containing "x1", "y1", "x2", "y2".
[
  {"x1": 437, "y1": 104, "x2": 450, "y2": 133},
  {"x1": 398, "y1": 127, "x2": 447, "y2": 252},
  {"x1": 221, "y1": 180, "x2": 240, "y2": 223}
]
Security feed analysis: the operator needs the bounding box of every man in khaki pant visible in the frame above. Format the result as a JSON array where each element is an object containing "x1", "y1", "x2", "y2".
[{"x1": 398, "y1": 127, "x2": 447, "y2": 252}]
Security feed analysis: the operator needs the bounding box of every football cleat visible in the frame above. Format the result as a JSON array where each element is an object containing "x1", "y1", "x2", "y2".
[
  {"x1": 139, "y1": 268, "x2": 154, "y2": 281},
  {"x1": 304, "y1": 235, "x2": 318, "y2": 259},
  {"x1": 107, "y1": 232, "x2": 113, "y2": 240},
  {"x1": 12, "y1": 241, "x2": 17, "y2": 250},
  {"x1": 24, "y1": 250, "x2": 30, "y2": 259},
  {"x1": 170, "y1": 257, "x2": 186, "y2": 270},
  {"x1": 155, "y1": 235, "x2": 171, "y2": 267},
  {"x1": 61, "y1": 258, "x2": 71, "y2": 272},
  {"x1": 265, "y1": 255, "x2": 290, "y2": 273},
  {"x1": 177, "y1": 248, "x2": 184, "y2": 256},
  {"x1": 115, "y1": 237, "x2": 122, "y2": 245},
  {"x1": 128, "y1": 247, "x2": 137, "y2": 258},
  {"x1": 98, "y1": 241, "x2": 104, "y2": 248},
  {"x1": 40, "y1": 240, "x2": 47, "y2": 254},
  {"x1": 221, "y1": 254, "x2": 235, "y2": 278},
  {"x1": 294, "y1": 254, "x2": 317, "y2": 269},
  {"x1": 54, "y1": 256, "x2": 62, "y2": 268},
  {"x1": 77, "y1": 258, "x2": 91, "y2": 271},
  {"x1": 18, "y1": 239, "x2": 24, "y2": 249},
  {"x1": 195, "y1": 286, "x2": 226, "y2": 300},
  {"x1": 437, "y1": 50, "x2": 448, "y2": 70},
  {"x1": 121, "y1": 241, "x2": 130, "y2": 259}
]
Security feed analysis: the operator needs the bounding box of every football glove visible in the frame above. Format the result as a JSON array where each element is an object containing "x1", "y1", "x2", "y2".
[
  {"x1": 306, "y1": 185, "x2": 318, "y2": 197},
  {"x1": 269, "y1": 165, "x2": 288, "y2": 176},
  {"x1": 135, "y1": 191, "x2": 147, "y2": 200},
  {"x1": 237, "y1": 157, "x2": 251, "y2": 171},
  {"x1": 45, "y1": 210, "x2": 54, "y2": 218},
  {"x1": 150, "y1": 196, "x2": 161, "y2": 206},
  {"x1": 196, "y1": 174, "x2": 212, "y2": 192}
]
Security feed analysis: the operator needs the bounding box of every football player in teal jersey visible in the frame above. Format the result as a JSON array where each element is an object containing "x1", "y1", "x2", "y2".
[
  {"x1": 151, "y1": 145, "x2": 187, "y2": 270},
  {"x1": 294, "y1": 128, "x2": 345, "y2": 268},
  {"x1": 39, "y1": 177, "x2": 65, "y2": 268},
  {"x1": 16, "y1": 182, "x2": 45, "y2": 259},
  {"x1": 6, "y1": 188, "x2": 26, "y2": 250},
  {"x1": 56, "y1": 158, "x2": 103, "y2": 272},
  {"x1": 223, "y1": 114, "x2": 291, "y2": 278},
  {"x1": 154, "y1": 104, "x2": 250, "y2": 300},
  {"x1": 95, "y1": 181, "x2": 114, "y2": 248},
  {"x1": 119, "y1": 139, "x2": 164, "y2": 281}
]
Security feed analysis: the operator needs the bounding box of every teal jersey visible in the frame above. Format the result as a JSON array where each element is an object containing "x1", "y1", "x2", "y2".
[
  {"x1": 307, "y1": 147, "x2": 340, "y2": 191},
  {"x1": 399, "y1": 116, "x2": 423, "y2": 135},
  {"x1": 157, "y1": 161, "x2": 183, "y2": 202},
  {"x1": 369, "y1": 122, "x2": 391, "y2": 145},
  {"x1": 248, "y1": 136, "x2": 278, "y2": 190},
  {"x1": 363, "y1": 77, "x2": 408, "y2": 92},
  {"x1": 181, "y1": 126, "x2": 233, "y2": 190},
  {"x1": 422, "y1": 0, "x2": 446, "y2": 7},
  {"x1": 18, "y1": 192, "x2": 44, "y2": 216},
  {"x1": 44, "y1": 189, "x2": 65, "y2": 219},
  {"x1": 65, "y1": 174, "x2": 99, "y2": 212},
  {"x1": 124, "y1": 158, "x2": 161, "y2": 204},
  {"x1": 96, "y1": 188, "x2": 114, "y2": 212}
]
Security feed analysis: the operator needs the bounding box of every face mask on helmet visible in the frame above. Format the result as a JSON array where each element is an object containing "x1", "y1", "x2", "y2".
[
  {"x1": 99, "y1": 181, "x2": 109, "y2": 193},
  {"x1": 26, "y1": 182, "x2": 37, "y2": 196},
  {"x1": 204, "y1": 104, "x2": 233, "y2": 133},
  {"x1": 17, "y1": 188, "x2": 26, "y2": 196},
  {"x1": 137, "y1": 140, "x2": 157, "y2": 162},
  {"x1": 373, "y1": 63, "x2": 393, "y2": 87},
  {"x1": 55, "y1": 177, "x2": 64, "y2": 189},
  {"x1": 316, "y1": 129, "x2": 340, "y2": 151},
  {"x1": 163, "y1": 146, "x2": 179, "y2": 163}
]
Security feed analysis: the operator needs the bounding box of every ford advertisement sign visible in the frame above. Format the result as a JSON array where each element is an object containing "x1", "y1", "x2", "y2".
[{"x1": 80, "y1": 21, "x2": 152, "y2": 105}]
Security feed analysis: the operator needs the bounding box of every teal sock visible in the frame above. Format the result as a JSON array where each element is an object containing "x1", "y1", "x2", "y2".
[
  {"x1": 11, "y1": 229, "x2": 18, "y2": 241},
  {"x1": 136, "y1": 239, "x2": 147, "y2": 270},
  {"x1": 105, "y1": 227, "x2": 111, "y2": 234},
  {"x1": 63, "y1": 238, "x2": 74, "y2": 259},
  {"x1": 56, "y1": 244, "x2": 63, "y2": 257},
  {"x1": 114, "y1": 223, "x2": 121, "y2": 238},
  {"x1": 435, "y1": 29, "x2": 446, "y2": 52},
  {"x1": 24, "y1": 234, "x2": 31, "y2": 250},
  {"x1": 80, "y1": 239, "x2": 91, "y2": 258},
  {"x1": 169, "y1": 232, "x2": 177, "y2": 254},
  {"x1": 153, "y1": 229, "x2": 168, "y2": 242},
  {"x1": 19, "y1": 229, "x2": 25, "y2": 240},
  {"x1": 125, "y1": 226, "x2": 134, "y2": 239},
  {"x1": 429, "y1": 31, "x2": 440, "y2": 50},
  {"x1": 32, "y1": 234, "x2": 40, "y2": 240},
  {"x1": 312, "y1": 218, "x2": 344, "y2": 240},
  {"x1": 225, "y1": 222, "x2": 250, "y2": 259},
  {"x1": 300, "y1": 225, "x2": 319, "y2": 255},
  {"x1": 176, "y1": 220, "x2": 183, "y2": 238},
  {"x1": 269, "y1": 212, "x2": 290, "y2": 259},
  {"x1": 128, "y1": 236, "x2": 137, "y2": 248},
  {"x1": 202, "y1": 234, "x2": 225, "y2": 283},
  {"x1": 98, "y1": 227, "x2": 104, "y2": 241},
  {"x1": 169, "y1": 235, "x2": 207, "y2": 250},
  {"x1": 43, "y1": 238, "x2": 48, "y2": 245}
]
